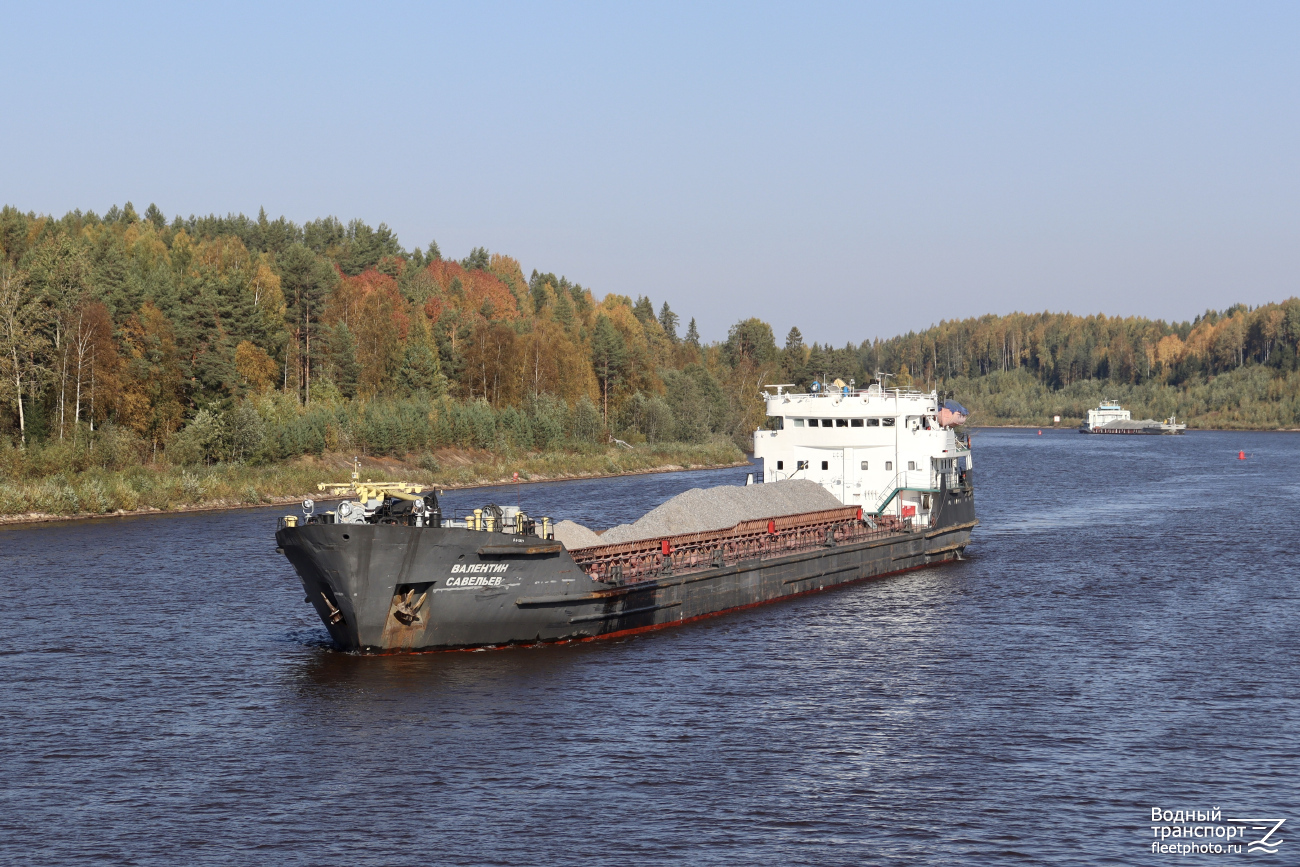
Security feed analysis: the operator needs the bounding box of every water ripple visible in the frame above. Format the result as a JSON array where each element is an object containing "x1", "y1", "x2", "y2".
[{"x1": 0, "y1": 430, "x2": 1296, "y2": 865}]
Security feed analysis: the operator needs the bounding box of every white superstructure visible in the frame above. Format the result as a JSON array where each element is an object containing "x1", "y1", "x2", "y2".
[
  {"x1": 1081, "y1": 401, "x2": 1130, "y2": 431},
  {"x1": 752, "y1": 383, "x2": 972, "y2": 527}
]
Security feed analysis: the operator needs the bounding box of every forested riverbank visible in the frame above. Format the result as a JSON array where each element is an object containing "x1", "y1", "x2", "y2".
[
  {"x1": 0, "y1": 438, "x2": 744, "y2": 522},
  {"x1": 2, "y1": 202, "x2": 1299, "y2": 518}
]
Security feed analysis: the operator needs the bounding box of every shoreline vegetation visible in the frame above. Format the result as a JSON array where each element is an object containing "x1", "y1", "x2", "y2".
[
  {"x1": 3, "y1": 203, "x2": 1299, "y2": 522},
  {"x1": 0, "y1": 441, "x2": 746, "y2": 525}
]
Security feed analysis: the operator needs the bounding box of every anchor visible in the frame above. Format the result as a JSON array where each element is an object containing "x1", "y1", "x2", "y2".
[
  {"x1": 392, "y1": 587, "x2": 428, "y2": 625},
  {"x1": 320, "y1": 593, "x2": 345, "y2": 626}
]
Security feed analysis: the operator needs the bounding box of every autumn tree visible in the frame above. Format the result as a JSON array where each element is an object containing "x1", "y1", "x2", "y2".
[
  {"x1": 235, "y1": 340, "x2": 278, "y2": 393},
  {"x1": 461, "y1": 319, "x2": 519, "y2": 405},
  {"x1": 118, "y1": 302, "x2": 185, "y2": 456},
  {"x1": 67, "y1": 300, "x2": 119, "y2": 433},
  {"x1": 354, "y1": 284, "x2": 409, "y2": 397}
]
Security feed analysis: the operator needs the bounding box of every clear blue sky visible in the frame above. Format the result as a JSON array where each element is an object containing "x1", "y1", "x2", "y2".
[{"x1": 3, "y1": 1, "x2": 1298, "y2": 345}]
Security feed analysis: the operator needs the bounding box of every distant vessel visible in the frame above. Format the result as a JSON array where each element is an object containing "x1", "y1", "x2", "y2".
[{"x1": 1079, "y1": 401, "x2": 1186, "y2": 435}]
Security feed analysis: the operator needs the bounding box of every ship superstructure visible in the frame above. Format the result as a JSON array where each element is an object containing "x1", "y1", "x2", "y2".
[{"x1": 753, "y1": 383, "x2": 972, "y2": 529}]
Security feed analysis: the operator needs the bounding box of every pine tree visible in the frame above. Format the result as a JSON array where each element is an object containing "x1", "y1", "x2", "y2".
[
  {"x1": 724, "y1": 318, "x2": 778, "y2": 367},
  {"x1": 590, "y1": 314, "x2": 627, "y2": 424},
  {"x1": 461, "y1": 246, "x2": 490, "y2": 271},
  {"x1": 659, "y1": 302, "x2": 679, "y2": 342},
  {"x1": 553, "y1": 287, "x2": 575, "y2": 329},
  {"x1": 632, "y1": 296, "x2": 655, "y2": 325},
  {"x1": 685, "y1": 317, "x2": 700, "y2": 348},
  {"x1": 783, "y1": 326, "x2": 806, "y2": 383},
  {"x1": 396, "y1": 320, "x2": 447, "y2": 397},
  {"x1": 323, "y1": 323, "x2": 360, "y2": 398},
  {"x1": 277, "y1": 244, "x2": 338, "y2": 401}
]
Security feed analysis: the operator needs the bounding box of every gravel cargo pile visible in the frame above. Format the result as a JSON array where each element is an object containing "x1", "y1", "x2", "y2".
[
  {"x1": 552, "y1": 520, "x2": 604, "y2": 549},
  {"x1": 562, "y1": 479, "x2": 842, "y2": 549}
]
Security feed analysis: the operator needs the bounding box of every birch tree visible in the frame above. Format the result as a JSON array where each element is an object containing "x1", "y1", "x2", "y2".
[{"x1": 0, "y1": 267, "x2": 49, "y2": 444}]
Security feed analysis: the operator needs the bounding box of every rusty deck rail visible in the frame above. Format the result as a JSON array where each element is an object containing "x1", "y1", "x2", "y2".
[{"x1": 569, "y1": 507, "x2": 914, "y2": 585}]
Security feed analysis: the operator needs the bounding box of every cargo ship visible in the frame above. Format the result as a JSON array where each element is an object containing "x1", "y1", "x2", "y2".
[
  {"x1": 1079, "y1": 401, "x2": 1186, "y2": 434},
  {"x1": 275, "y1": 382, "x2": 977, "y2": 652}
]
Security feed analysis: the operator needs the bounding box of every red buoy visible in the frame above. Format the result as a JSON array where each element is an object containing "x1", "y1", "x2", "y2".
[
  {"x1": 1038, "y1": 430, "x2": 1042, "y2": 435},
  {"x1": 1238, "y1": 450, "x2": 1246, "y2": 460}
]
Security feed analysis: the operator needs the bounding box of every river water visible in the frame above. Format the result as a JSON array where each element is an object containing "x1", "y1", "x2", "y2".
[{"x1": 1, "y1": 429, "x2": 1296, "y2": 865}]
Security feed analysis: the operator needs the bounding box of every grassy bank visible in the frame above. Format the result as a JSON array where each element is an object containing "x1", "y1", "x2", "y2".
[{"x1": 0, "y1": 440, "x2": 746, "y2": 522}]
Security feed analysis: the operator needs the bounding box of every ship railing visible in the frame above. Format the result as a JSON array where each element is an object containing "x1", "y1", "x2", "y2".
[
  {"x1": 570, "y1": 506, "x2": 913, "y2": 585},
  {"x1": 766, "y1": 386, "x2": 932, "y2": 400},
  {"x1": 933, "y1": 466, "x2": 962, "y2": 492},
  {"x1": 868, "y1": 470, "x2": 941, "y2": 516}
]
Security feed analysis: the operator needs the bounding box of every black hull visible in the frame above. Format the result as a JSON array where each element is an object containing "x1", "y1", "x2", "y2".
[{"x1": 276, "y1": 483, "x2": 976, "y2": 652}]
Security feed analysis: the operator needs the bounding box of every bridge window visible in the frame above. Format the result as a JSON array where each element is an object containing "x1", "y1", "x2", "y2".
[
  {"x1": 792, "y1": 418, "x2": 805, "y2": 427},
  {"x1": 835, "y1": 419, "x2": 848, "y2": 427},
  {"x1": 866, "y1": 418, "x2": 880, "y2": 427},
  {"x1": 908, "y1": 461, "x2": 916, "y2": 470},
  {"x1": 882, "y1": 418, "x2": 896, "y2": 427},
  {"x1": 821, "y1": 419, "x2": 834, "y2": 427},
  {"x1": 860, "y1": 461, "x2": 868, "y2": 470},
  {"x1": 797, "y1": 460, "x2": 809, "y2": 470},
  {"x1": 850, "y1": 419, "x2": 863, "y2": 427},
  {"x1": 885, "y1": 461, "x2": 893, "y2": 471},
  {"x1": 821, "y1": 461, "x2": 829, "y2": 470}
]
